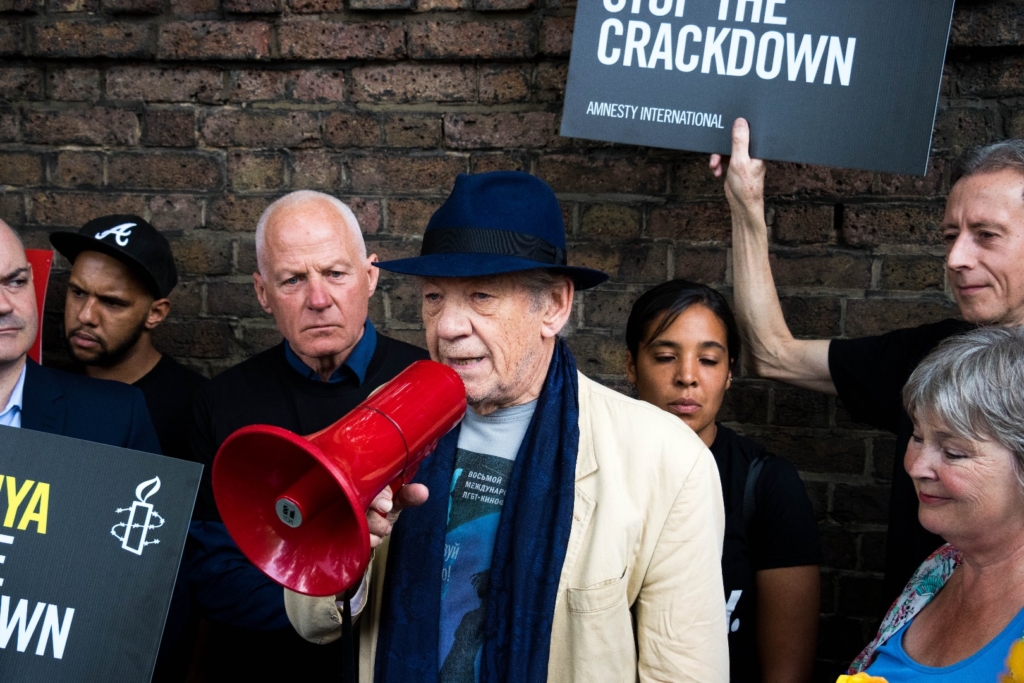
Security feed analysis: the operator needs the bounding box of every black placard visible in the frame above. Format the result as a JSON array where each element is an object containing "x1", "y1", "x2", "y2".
[
  {"x1": 0, "y1": 425, "x2": 201, "y2": 682},
  {"x1": 561, "y1": 0, "x2": 955, "y2": 175}
]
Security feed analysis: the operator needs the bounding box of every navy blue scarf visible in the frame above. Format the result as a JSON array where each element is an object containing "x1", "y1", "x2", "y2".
[{"x1": 374, "y1": 338, "x2": 580, "y2": 682}]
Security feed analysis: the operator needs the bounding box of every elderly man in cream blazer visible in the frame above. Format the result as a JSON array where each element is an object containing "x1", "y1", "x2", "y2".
[{"x1": 285, "y1": 171, "x2": 728, "y2": 683}]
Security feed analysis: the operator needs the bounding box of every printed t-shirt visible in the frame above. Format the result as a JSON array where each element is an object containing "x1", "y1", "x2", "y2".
[
  {"x1": 865, "y1": 605, "x2": 1024, "y2": 681},
  {"x1": 829, "y1": 318, "x2": 973, "y2": 608},
  {"x1": 711, "y1": 424, "x2": 823, "y2": 683},
  {"x1": 439, "y1": 400, "x2": 536, "y2": 683}
]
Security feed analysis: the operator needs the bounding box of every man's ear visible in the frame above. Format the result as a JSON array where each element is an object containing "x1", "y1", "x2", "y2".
[
  {"x1": 253, "y1": 271, "x2": 273, "y2": 315},
  {"x1": 366, "y1": 253, "x2": 379, "y2": 298},
  {"x1": 540, "y1": 277, "x2": 574, "y2": 339},
  {"x1": 145, "y1": 298, "x2": 171, "y2": 330}
]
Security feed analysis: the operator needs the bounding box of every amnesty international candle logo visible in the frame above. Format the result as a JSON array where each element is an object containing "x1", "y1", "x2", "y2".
[{"x1": 111, "y1": 476, "x2": 165, "y2": 556}]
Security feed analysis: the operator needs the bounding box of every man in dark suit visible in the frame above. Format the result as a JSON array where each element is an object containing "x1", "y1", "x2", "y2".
[{"x1": 0, "y1": 217, "x2": 160, "y2": 453}]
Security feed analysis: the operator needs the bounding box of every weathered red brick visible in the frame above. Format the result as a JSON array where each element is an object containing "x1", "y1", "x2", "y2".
[
  {"x1": 578, "y1": 204, "x2": 640, "y2": 240},
  {"x1": 148, "y1": 194, "x2": 203, "y2": 232},
  {"x1": 479, "y1": 65, "x2": 530, "y2": 104},
  {"x1": 142, "y1": 109, "x2": 196, "y2": 147},
  {"x1": 49, "y1": 0, "x2": 100, "y2": 14},
  {"x1": 0, "y1": 152, "x2": 44, "y2": 186},
  {"x1": 201, "y1": 110, "x2": 321, "y2": 148},
  {"x1": 350, "y1": 0, "x2": 409, "y2": 9},
  {"x1": 675, "y1": 247, "x2": 728, "y2": 285},
  {"x1": 0, "y1": 23, "x2": 24, "y2": 56},
  {"x1": 208, "y1": 194, "x2": 269, "y2": 231},
  {"x1": 956, "y1": 55, "x2": 1024, "y2": 98},
  {"x1": 414, "y1": 0, "x2": 467, "y2": 9},
  {"x1": 845, "y1": 299, "x2": 960, "y2": 338},
  {"x1": 952, "y1": 3, "x2": 1024, "y2": 48},
  {"x1": 0, "y1": 191, "x2": 26, "y2": 226},
  {"x1": 30, "y1": 192, "x2": 147, "y2": 228},
  {"x1": 565, "y1": 333, "x2": 624, "y2": 376},
  {"x1": 583, "y1": 290, "x2": 634, "y2": 329},
  {"x1": 769, "y1": 252, "x2": 872, "y2": 289},
  {"x1": 470, "y1": 151, "x2": 529, "y2": 174},
  {"x1": 569, "y1": 242, "x2": 668, "y2": 283},
  {"x1": 383, "y1": 114, "x2": 441, "y2": 148},
  {"x1": 772, "y1": 203, "x2": 834, "y2": 244},
  {"x1": 34, "y1": 21, "x2": 152, "y2": 58},
  {"x1": 540, "y1": 16, "x2": 572, "y2": 56},
  {"x1": 874, "y1": 158, "x2": 945, "y2": 197},
  {"x1": 226, "y1": 70, "x2": 288, "y2": 102},
  {"x1": 408, "y1": 20, "x2": 535, "y2": 60},
  {"x1": 158, "y1": 21, "x2": 270, "y2": 61},
  {"x1": 224, "y1": 0, "x2": 281, "y2": 12},
  {"x1": 289, "y1": 152, "x2": 341, "y2": 190},
  {"x1": 445, "y1": 112, "x2": 559, "y2": 149},
  {"x1": 108, "y1": 66, "x2": 223, "y2": 103},
  {"x1": 52, "y1": 151, "x2": 103, "y2": 188},
  {"x1": 154, "y1": 318, "x2": 235, "y2": 357},
  {"x1": 23, "y1": 107, "x2": 139, "y2": 145},
  {"x1": 764, "y1": 162, "x2": 873, "y2": 197},
  {"x1": 173, "y1": 234, "x2": 233, "y2": 275},
  {"x1": 104, "y1": 0, "x2": 162, "y2": 13},
  {"x1": 0, "y1": 68, "x2": 42, "y2": 100},
  {"x1": 285, "y1": 0, "x2": 343, "y2": 12},
  {"x1": 48, "y1": 68, "x2": 100, "y2": 101},
  {"x1": 169, "y1": 0, "x2": 218, "y2": 15},
  {"x1": 228, "y1": 151, "x2": 286, "y2": 191},
  {"x1": 0, "y1": 107, "x2": 18, "y2": 143},
  {"x1": 880, "y1": 256, "x2": 945, "y2": 292},
  {"x1": 324, "y1": 112, "x2": 381, "y2": 148},
  {"x1": 292, "y1": 70, "x2": 346, "y2": 102},
  {"x1": 842, "y1": 203, "x2": 944, "y2": 247},
  {"x1": 475, "y1": 0, "x2": 532, "y2": 10},
  {"x1": 536, "y1": 62, "x2": 568, "y2": 103},
  {"x1": 347, "y1": 154, "x2": 466, "y2": 193},
  {"x1": 779, "y1": 296, "x2": 841, "y2": 337},
  {"x1": 278, "y1": 21, "x2": 405, "y2": 61},
  {"x1": 932, "y1": 106, "x2": 1000, "y2": 151},
  {"x1": 351, "y1": 63, "x2": 475, "y2": 103},
  {"x1": 537, "y1": 155, "x2": 666, "y2": 194},
  {"x1": 344, "y1": 196, "x2": 382, "y2": 235},
  {"x1": 648, "y1": 202, "x2": 731, "y2": 241},
  {"x1": 207, "y1": 281, "x2": 268, "y2": 317},
  {"x1": 387, "y1": 198, "x2": 443, "y2": 236},
  {"x1": 108, "y1": 151, "x2": 223, "y2": 190}
]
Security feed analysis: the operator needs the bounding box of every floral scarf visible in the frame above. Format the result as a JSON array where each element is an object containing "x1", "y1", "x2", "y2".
[{"x1": 848, "y1": 544, "x2": 962, "y2": 673}]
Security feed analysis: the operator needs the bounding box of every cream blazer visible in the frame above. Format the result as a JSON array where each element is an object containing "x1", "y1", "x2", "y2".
[{"x1": 285, "y1": 372, "x2": 728, "y2": 682}]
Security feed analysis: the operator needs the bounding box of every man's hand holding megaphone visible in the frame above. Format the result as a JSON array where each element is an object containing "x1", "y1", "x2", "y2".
[{"x1": 366, "y1": 482, "x2": 429, "y2": 551}]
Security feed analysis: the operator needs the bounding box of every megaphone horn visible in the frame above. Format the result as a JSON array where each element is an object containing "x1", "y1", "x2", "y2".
[{"x1": 212, "y1": 360, "x2": 467, "y2": 597}]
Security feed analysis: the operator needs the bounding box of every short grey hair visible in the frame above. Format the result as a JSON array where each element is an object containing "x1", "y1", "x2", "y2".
[
  {"x1": 254, "y1": 191, "x2": 365, "y2": 275},
  {"x1": 903, "y1": 326, "x2": 1024, "y2": 485},
  {"x1": 955, "y1": 139, "x2": 1024, "y2": 185}
]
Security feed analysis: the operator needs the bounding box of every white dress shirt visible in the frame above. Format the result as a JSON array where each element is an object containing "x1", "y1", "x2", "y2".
[{"x1": 0, "y1": 363, "x2": 27, "y2": 429}]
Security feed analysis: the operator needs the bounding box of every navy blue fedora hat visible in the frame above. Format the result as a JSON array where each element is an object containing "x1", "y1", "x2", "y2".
[{"x1": 376, "y1": 171, "x2": 609, "y2": 290}]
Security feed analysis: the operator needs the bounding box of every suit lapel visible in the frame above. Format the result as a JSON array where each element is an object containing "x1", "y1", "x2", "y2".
[
  {"x1": 21, "y1": 362, "x2": 66, "y2": 435},
  {"x1": 559, "y1": 373, "x2": 599, "y2": 585}
]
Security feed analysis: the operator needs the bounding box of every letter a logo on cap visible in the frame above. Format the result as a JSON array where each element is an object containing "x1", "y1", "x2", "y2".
[{"x1": 95, "y1": 222, "x2": 136, "y2": 247}]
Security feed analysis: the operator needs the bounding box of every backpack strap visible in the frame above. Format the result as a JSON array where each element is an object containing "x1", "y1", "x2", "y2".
[{"x1": 742, "y1": 454, "x2": 767, "y2": 530}]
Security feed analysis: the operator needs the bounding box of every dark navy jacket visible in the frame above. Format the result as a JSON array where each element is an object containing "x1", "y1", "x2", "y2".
[{"x1": 21, "y1": 360, "x2": 161, "y2": 454}]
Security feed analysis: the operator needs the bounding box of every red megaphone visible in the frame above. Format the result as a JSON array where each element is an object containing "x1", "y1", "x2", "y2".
[{"x1": 212, "y1": 360, "x2": 466, "y2": 597}]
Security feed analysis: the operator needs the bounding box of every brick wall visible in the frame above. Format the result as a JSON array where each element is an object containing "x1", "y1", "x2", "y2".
[{"x1": 1, "y1": 0, "x2": 1020, "y2": 678}]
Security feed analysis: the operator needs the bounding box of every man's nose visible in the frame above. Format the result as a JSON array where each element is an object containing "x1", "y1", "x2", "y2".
[
  {"x1": 432, "y1": 301, "x2": 471, "y2": 340},
  {"x1": 306, "y1": 276, "x2": 331, "y2": 310},
  {"x1": 77, "y1": 297, "x2": 99, "y2": 325},
  {"x1": 946, "y1": 231, "x2": 974, "y2": 271},
  {"x1": 0, "y1": 287, "x2": 14, "y2": 316}
]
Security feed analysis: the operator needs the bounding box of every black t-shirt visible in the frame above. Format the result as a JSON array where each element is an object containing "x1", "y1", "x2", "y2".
[
  {"x1": 711, "y1": 424, "x2": 823, "y2": 683},
  {"x1": 132, "y1": 354, "x2": 206, "y2": 461},
  {"x1": 828, "y1": 318, "x2": 974, "y2": 608}
]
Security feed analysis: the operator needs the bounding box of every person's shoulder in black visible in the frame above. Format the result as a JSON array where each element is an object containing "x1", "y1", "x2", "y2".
[
  {"x1": 828, "y1": 318, "x2": 974, "y2": 432},
  {"x1": 133, "y1": 354, "x2": 207, "y2": 462},
  {"x1": 710, "y1": 424, "x2": 822, "y2": 570}
]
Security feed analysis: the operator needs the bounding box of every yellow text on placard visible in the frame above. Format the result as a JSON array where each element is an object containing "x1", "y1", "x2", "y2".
[{"x1": 0, "y1": 476, "x2": 49, "y2": 534}]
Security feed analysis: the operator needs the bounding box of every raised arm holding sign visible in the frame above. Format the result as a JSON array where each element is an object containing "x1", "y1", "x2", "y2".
[{"x1": 715, "y1": 118, "x2": 1024, "y2": 608}]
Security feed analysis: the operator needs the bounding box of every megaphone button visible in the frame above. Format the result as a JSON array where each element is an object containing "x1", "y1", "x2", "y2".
[{"x1": 276, "y1": 498, "x2": 303, "y2": 528}]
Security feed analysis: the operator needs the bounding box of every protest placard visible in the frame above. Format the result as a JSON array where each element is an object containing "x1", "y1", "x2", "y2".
[
  {"x1": 561, "y1": 0, "x2": 955, "y2": 175},
  {"x1": 0, "y1": 425, "x2": 201, "y2": 682}
]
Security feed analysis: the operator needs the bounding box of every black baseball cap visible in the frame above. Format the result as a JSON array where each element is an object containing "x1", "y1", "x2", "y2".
[{"x1": 49, "y1": 215, "x2": 178, "y2": 299}]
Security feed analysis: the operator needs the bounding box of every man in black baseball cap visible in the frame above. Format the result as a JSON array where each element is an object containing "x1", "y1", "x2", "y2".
[
  {"x1": 50, "y1": 214, "x2": 207, "y2": 680},
  {"x1": 50, "y1": 214, "x2": 205, "y2": 463}
]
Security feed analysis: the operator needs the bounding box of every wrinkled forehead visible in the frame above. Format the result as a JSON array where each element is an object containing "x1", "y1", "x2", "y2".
[
  {"x1": 946, "y1": 169, "x2": 1024, "y2": 228},
  {"x1": 264, "y1": 207, "x2": 362, "y2": 268}
]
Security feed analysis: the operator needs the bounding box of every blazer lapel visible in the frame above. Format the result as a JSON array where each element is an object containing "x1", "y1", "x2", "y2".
[
  {"x1": 21, "y1": 361, "x2": 66, "y2": 435},
  {"x1": 558, "y1": 372, "x2": 599, "y2": 585}
]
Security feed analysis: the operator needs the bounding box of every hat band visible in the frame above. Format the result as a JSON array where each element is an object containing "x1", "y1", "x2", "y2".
[{"x1": 421, "y1": 228, "x2": 566, "y2": 266}]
